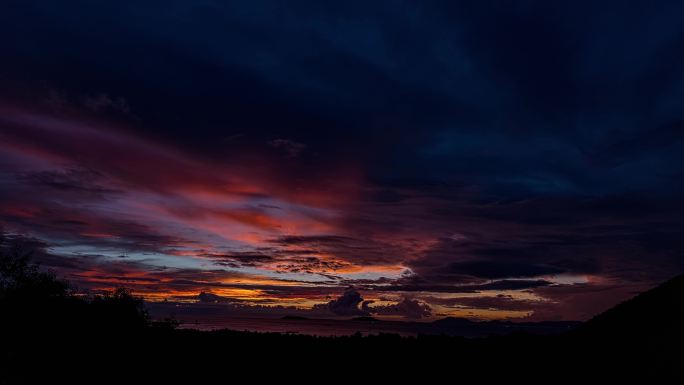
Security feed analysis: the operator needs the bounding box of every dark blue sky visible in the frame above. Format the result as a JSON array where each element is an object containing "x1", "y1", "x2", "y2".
[{"x1": 1, "y1": 1, "x2": 683, "y2": 320}]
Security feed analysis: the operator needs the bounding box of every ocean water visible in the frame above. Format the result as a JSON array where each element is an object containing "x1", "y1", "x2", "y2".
[
  {"x1": 174, "y1": 316, "x2": 427, "y2": 336},
  {"x1": 147, "y1": 303, "x2": 579, "y2": 337},
  {"x1": 147, "y1": 302, "x2": 430, "y2": 336}
]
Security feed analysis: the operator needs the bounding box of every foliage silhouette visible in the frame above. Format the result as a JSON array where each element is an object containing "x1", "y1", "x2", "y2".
[
  {"x1": 0, "y1": 232, "x2": 151, "y2": 334},
  {"x1": 0, "y1": 233, "x2": 68, "y2": 301}
]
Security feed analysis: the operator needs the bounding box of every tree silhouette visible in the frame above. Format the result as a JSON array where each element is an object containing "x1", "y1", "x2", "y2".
[
  {"x1": 0, "y1": 230, "x2": 150, "y2": 331},
  {"x1": 0, "y1": 232, "x2": 68, "y2": 301}
]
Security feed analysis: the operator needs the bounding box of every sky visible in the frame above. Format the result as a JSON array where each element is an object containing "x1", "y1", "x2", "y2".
[{"x1": 1, "y1": 0, "x2": 684, "y2": 322}]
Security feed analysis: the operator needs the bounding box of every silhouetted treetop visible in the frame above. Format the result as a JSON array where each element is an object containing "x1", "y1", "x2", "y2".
[
  {"x1": 1, "y1": 230, "x2": 150, "y2": 331},
  {"x1": 0, "y1": 232, "x2": 68, "y2": 301}
]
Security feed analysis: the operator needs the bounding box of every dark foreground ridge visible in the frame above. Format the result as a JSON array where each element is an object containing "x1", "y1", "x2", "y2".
[{"x1": 1, "y1": 248, "x2": 682, "y2": 382}]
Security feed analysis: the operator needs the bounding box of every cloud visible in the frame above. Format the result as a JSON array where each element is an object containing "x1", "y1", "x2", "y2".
[
  {"x1": 1, "y1": 202, "x2": 192, "y2": 255},
  {"x1": 197, "y1": 292, "x2": 242, "y2": 304},
  {"x1": 270, "y1": 235, "x2": 406, "y2": 266},
  {"x1": 207, "y1": 252, "x2": 275, "y2": 268},
  {"x1": 444, "y1": 261, "x2": 565, "y2": 279},
  {"x1": 379, "y1": 278, "x2": 553, "y2": 294},
  {"x1": 427, "y1": 295, "x2": 545, "y2": 313},
  {"x1": 319, "y1": 288, "x2": 368, "y2": 316},
  {"x1": 314, "y1": 289, "x2": 432, "y2": 319},
  {"x1": 363, "y1": 297, "x2": 432, "y2": 319},
  {"x1": 268, "y1": 139, "x2": 306, "y2": 158},
  {"x1": 0, "y1": 106, "x2": 257, "y2": 196},
  {"x1": 20, "y1": 167, "x2": 120, "y2": 199},
  {"x1": 83, "y1": 93, "x2": 130, "y2": 114}
]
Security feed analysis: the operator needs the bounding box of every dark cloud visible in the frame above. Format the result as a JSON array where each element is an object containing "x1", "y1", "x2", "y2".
[
  {"x1": 20, "y1": 168, "x2": 120, "y2": 199},
  {"x1": 270, "y1": 235, "x2": 407, "y2": 266},
  {"x1": 316, "y1": 290, "x2": 432, "y2": 319},
  {"x1": 208, "y1": 253, "x2": 275, "y2": 268},
  {"x1": 363, "y1": 297, "x2": 432, "y2": 319},
  {"x1": 379, "y1": 278, "x2": 553, "y2": 294},
  {"x1": 197, "y1": 292, "x2": 242, "y2": 304},
  {"x1": 82, "y1": 93, "x2": 130, "y2": 115},
  {"x1": 2, "y1": 205, "x2": 191, "y2": 254},
  {"x1": 426, "y1": 295, "x2": 541, "y2": 313},
  {"x1": 268, "y1": 139, "x2": 307, "y2": 158},
  {"x1": 319, "y1": 288, "x2": 368, "y2": 317},
  {"x1": 444, "y1": 261, "x2": 565, "y2": 280}
]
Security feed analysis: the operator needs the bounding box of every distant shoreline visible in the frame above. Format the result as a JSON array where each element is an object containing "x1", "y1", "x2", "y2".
[{"x1": 149, "y1": 309, "x2": 580, "y2": 337}]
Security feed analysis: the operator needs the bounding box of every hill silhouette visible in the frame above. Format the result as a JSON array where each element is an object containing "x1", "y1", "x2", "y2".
[
  {"x1": 580, "y1": 274, "x2": 684, "y2": 338},
  {"x1": 432, "y1": 316, "x2": 474, "y2": 327},
  {"x1": 562, "y1": 274, "x2": 684, "y2": 379},
  {"x1": 1, "y1": 244, "x2": 682, "y2": 382}
]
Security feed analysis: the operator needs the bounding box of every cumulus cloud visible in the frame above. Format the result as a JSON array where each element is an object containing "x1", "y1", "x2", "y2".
[
  {"x1": 319, "y1": 288, "x2": 368, "y2": 316},
  {"x1": 317, "y1": 290, "x2": 432, "y2": 319},
  {"x1": 363, "y1": 297, "x2": 432, "y2": 319}
]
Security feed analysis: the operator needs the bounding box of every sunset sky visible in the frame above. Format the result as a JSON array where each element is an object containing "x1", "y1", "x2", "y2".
[{"x1": 2, "y1": 1, "x2": 684, "y2": 321}]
